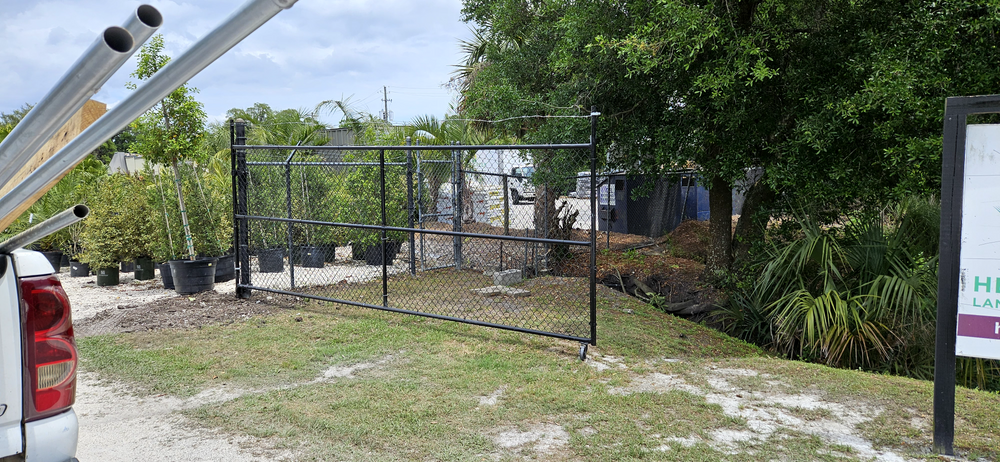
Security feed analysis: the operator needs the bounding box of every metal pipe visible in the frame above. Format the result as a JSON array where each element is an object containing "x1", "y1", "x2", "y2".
[
  {"x1": 0, "y1": 0, "x2": 297, "y2": 225},
  {"x1": 0, "y1": 205, "x2": 89, "y2": 253},
  {"x1": 0, "y1": 27, "x2": 134, "y2": 189},
  {"x1": 0, "y1": 4, "x2": 160, "y2": 191},
  {"x1": 122, "y1": 5, "x2": 163, "y2": 46}
]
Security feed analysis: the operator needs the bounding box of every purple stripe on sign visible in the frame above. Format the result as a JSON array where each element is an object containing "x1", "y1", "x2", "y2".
[{"x1": 957, "y1": 314, "x2": 1000, "y2": 340}]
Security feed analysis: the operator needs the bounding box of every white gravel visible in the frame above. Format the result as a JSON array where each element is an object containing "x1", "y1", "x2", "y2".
[
  {"x1": 61, "y1": 271, "x2": 176, "y2": 322},
  {"x1": 74, "y1": 373, "x2": 293, "y2": 462}
]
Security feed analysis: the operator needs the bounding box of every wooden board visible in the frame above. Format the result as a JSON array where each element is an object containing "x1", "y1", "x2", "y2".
[{"x1": 0, "y1": 99, "x2": 107, "y2": 232}]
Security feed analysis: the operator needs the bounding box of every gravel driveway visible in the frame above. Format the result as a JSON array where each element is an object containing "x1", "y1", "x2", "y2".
[{"x1": 62, "y1": 270, "x2": 296, "y2": 461}]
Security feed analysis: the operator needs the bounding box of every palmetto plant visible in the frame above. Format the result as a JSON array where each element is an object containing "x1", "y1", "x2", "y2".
[
  {"x1": 757, "y1": 215, "x2": 894, "y2": 369},
  {"x1": 720, "y1": 198, "x2": 998, "y2": 386}
]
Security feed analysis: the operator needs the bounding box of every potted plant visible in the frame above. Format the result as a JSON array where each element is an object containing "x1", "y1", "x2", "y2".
[
  {"x1": 119, "y1": 173, "x2": 156, "y2": 281},
  {"x1": 246, "y1": 164, "x2": 286, "y2": 273},
  {"x1": 14, "y1": 156, "x2": 107, "y2": 272},
  {"x1": 335, "y1": 157, "x2": 408, "y2": 265},
  {"x1": 79, "y1": 174, "x2": 144, "y2": 286},
  {"x1": 128, "y1": 35, "x2": 216, "y2": 294},
  {"x1": 147, "y1": 169, "x2": 184, "y2": 288}
]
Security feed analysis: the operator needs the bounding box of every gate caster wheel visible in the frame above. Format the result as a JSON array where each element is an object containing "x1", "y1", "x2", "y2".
[{"x1": 579, "y1": 342, "x2": 588, "y2": 361}]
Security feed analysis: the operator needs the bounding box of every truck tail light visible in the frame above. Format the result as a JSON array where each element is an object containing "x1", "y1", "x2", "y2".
[{"x1": 20, "y1": 275, "x2": 77, "y2": 421}]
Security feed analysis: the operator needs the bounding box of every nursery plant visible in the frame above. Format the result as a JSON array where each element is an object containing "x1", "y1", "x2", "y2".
[
  {"x1": 127, "y1": 35, "x2": 206, "y2": 262},
  {"x1": 78, "y1": 174, "x2": 153, "y2": 273}
]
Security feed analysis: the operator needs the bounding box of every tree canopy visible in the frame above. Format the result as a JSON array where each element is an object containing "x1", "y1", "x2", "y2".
[
  {"x1": 128, "y1": 34, "x2": 206, "y2": 167},
  {"x1": 459, "y1": 0, "x2": 1000, "y2": 271}
]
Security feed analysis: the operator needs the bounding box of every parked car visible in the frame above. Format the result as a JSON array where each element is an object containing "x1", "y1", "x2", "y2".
[
  {"x1": 507, "y1": 164, "x2": 536, "y2": 205},
  {"x1": 0, "y1": 250, "x2": 79, "y2": 462}
]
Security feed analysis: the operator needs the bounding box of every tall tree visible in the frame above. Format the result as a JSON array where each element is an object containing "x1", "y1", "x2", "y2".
[
  {"x1": 460, "y1": 0, "x2": 1000, "y2": 274},
  {"x1": 128, "y1": 34, "x2": 206, "y2": 261}
]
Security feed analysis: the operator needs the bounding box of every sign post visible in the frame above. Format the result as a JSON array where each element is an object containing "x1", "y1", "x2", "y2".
[{"x1": 935, "y1": 95, "x2": 1000, "y2": 455}]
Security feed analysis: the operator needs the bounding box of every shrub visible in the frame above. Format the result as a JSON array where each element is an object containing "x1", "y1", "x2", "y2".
[
  {"x1": 717, "y1": 197, "x2": 1000, "y2": 389},
  {"x1": 79, "y1": 174, "x2": 154, "y2": 269}
]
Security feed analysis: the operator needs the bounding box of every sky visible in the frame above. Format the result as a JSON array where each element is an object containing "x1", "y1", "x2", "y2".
[{"x1": 0, "y1": 0, "x2": 472, "y2": 127}]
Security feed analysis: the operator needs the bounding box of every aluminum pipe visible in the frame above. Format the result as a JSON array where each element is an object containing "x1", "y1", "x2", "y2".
[
  {"x1": 122, "y1": 5, "x2": 164, "y2": 51},
  {"x1": 0, "y1": 205, "x2": 89, "y2": 254},
  {"x1": 0, "y1": 4, "x2": 161, "y2": 191},
  {"x1": 0, "y1": 26, "x2": 134, "y2": 189},
  {"x1": 0, "y1": 0, "x2": 297, "y2": 225}
]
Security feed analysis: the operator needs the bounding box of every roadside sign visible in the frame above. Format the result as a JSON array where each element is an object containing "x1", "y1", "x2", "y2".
[
  {"x1": 956, "y1": 124, "x2": 1000, "y2": 361},
  {"x1": 936, "y1": 96, "x2": 1000, "y2": 456}
]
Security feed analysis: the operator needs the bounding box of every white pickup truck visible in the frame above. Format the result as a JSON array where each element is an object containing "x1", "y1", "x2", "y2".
[
  {"x1": 0, "y1": 251, "x2": 79, "y2": 462},
  {"x1": 507, "y1": 164, "x2": 536, "y2": 205}
]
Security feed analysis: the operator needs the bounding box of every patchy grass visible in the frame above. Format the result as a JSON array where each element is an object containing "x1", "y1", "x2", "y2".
[{"x1": 77, "y1": 282, "x2": 1000, "y2": 461}]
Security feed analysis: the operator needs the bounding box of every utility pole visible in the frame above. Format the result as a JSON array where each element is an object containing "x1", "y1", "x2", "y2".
[{"x1": 381, "y1": 86, "x2": 392, "y2": 123}]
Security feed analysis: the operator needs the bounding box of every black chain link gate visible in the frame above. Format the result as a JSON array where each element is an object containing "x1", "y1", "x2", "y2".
[{"x1": 231, "y1": 114, "x2": 599, "y2": 358}]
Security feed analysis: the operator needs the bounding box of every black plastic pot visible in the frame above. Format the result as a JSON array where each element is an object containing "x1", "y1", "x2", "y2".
[
  {"x1": 298, "y1": 246, "x2": 324, "y2": 268},
  {"x1": 41, "y1": 251, "x2": 63, "y2": 272},
  {"x1": 69, "y1": 261, "x2": 89, "y2": 278},
  {"x1": 213, "y1": 254, "x2": 236, "y2": 282},
  {"x1": 60, "y1": 253, "x2": 70, "y2": 268},
  {"x1": 96, "y1": 267, "x2": 119, "y2": 286},
  {"x1": 134, "y1": 256, "x2": 155, "y2": 281},
  {"x1": 120, "y1": 261, "x2": 135, "y2": 273},
  {"x1": 363, "y1": 242, "x2": 400, "y2": 266},
  {"x1": 258, "y1": 248, "x2": 284, "y2": 273},
  {"x1": 169, "y1": 258, "x2": 217, "y2": 295},
  {"x1": 158, "y1": 262, "x2": 174, "y2": 290},
  {"x1": 351, "y1": 243, "x2": 366, "y2": 261},
  {"x1": 322, "y1": 243, "x2": 338, "y2": 263}
]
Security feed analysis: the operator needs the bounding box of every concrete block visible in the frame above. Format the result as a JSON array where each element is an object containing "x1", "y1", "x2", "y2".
[
  {"x1": 493, "y1": 269, "x2": 522, "y2": 286},
  {"x1": 471, "y1": 286, "x2": 503, "y2": 296}
]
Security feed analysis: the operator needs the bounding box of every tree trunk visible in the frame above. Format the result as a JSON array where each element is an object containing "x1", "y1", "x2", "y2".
[
  {"x1": 706, "y1": 175, "x2": 733, "y2": 274},
  {"x1": 731, "y1": 173, "x2": 776, "y2": 265},
  {"x1": 172, "y1": 160, "x2": 197, "y2": 261},
  {"x1": 533, "y1": 183, "x2": 558, "y2": 238}
]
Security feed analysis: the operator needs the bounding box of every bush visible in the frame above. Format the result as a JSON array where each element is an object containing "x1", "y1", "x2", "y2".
[
  {"x1": 717, "y1": 198, "x2": 1000, "y2": 389},
  {"x1": 79, "y1": 174, "x2": 154, "y2": 269}
]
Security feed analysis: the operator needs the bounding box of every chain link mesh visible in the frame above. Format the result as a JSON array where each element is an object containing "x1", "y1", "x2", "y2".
[{"x1": 235, "y1": 139, "x2": 597, "y2": 341}]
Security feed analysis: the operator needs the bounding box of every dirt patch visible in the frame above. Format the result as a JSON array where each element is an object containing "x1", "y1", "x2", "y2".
[
  {"x1": 606, "y1": 364, "x2": 912, "y2": 461},
  {"x1": 74, "y1": 290, "x2": 301, "y2": 337},
  {"x1": 668, "y1": 220, "x2": 711, "y2": 263},
  {"x1": 74, "y1": 372, "x2": 297, "y2": 461},
  {"x1": 493, "y1": 423, "x2": 571, "y2": 459}
]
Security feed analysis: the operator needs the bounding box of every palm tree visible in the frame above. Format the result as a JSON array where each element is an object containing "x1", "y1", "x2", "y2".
[
  {"x1": 407, "y1": 115, "x2": 497, "y2": 222},
  {"x1": 228, "y1": 103, "x2": 327, "y2": 147}
]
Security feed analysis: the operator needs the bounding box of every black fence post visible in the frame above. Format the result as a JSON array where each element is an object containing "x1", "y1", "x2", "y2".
[
  {"x1": 233, "y1": 120, "x2": 251, "y2": 299},
  {"x1": 590, "y1": 107, "x2": 599, "y2": 345},
  {"x1": 415, "y1": 140, "x2": 425, "y2": 270},
  {"x1": 380, "y1": 149, "x2": 388, "y2": 306},
  {"x1": 285, "y1": 150, "x2": 295, "y2": 289},
  {"x1": 452, "y1": 143, "x2": 462, "y2": 270},
  {"x1": 406, "y1": 138, "x2": 416, "y2": 276},
  {"x1": 502, "y1": 173, "x2": 509, "y2": 271}
]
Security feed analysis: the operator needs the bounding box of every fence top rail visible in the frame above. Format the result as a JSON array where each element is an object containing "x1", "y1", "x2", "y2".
[
  {"x1": 246, "y1": 161, "x2": 407, "y2": 167},
  {"x1": 234, "y1": 143, "x2": 592, "y2": 152}
]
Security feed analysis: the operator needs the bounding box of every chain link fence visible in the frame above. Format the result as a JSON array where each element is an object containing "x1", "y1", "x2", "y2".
[{"x1": 231, "y1": 119, "x2": 600, "y2": 353}]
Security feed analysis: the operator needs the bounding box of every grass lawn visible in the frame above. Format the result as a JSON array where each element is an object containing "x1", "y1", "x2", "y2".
[{"x1": 78, "y1": 278, "x2": 1000, "y2": 461}]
